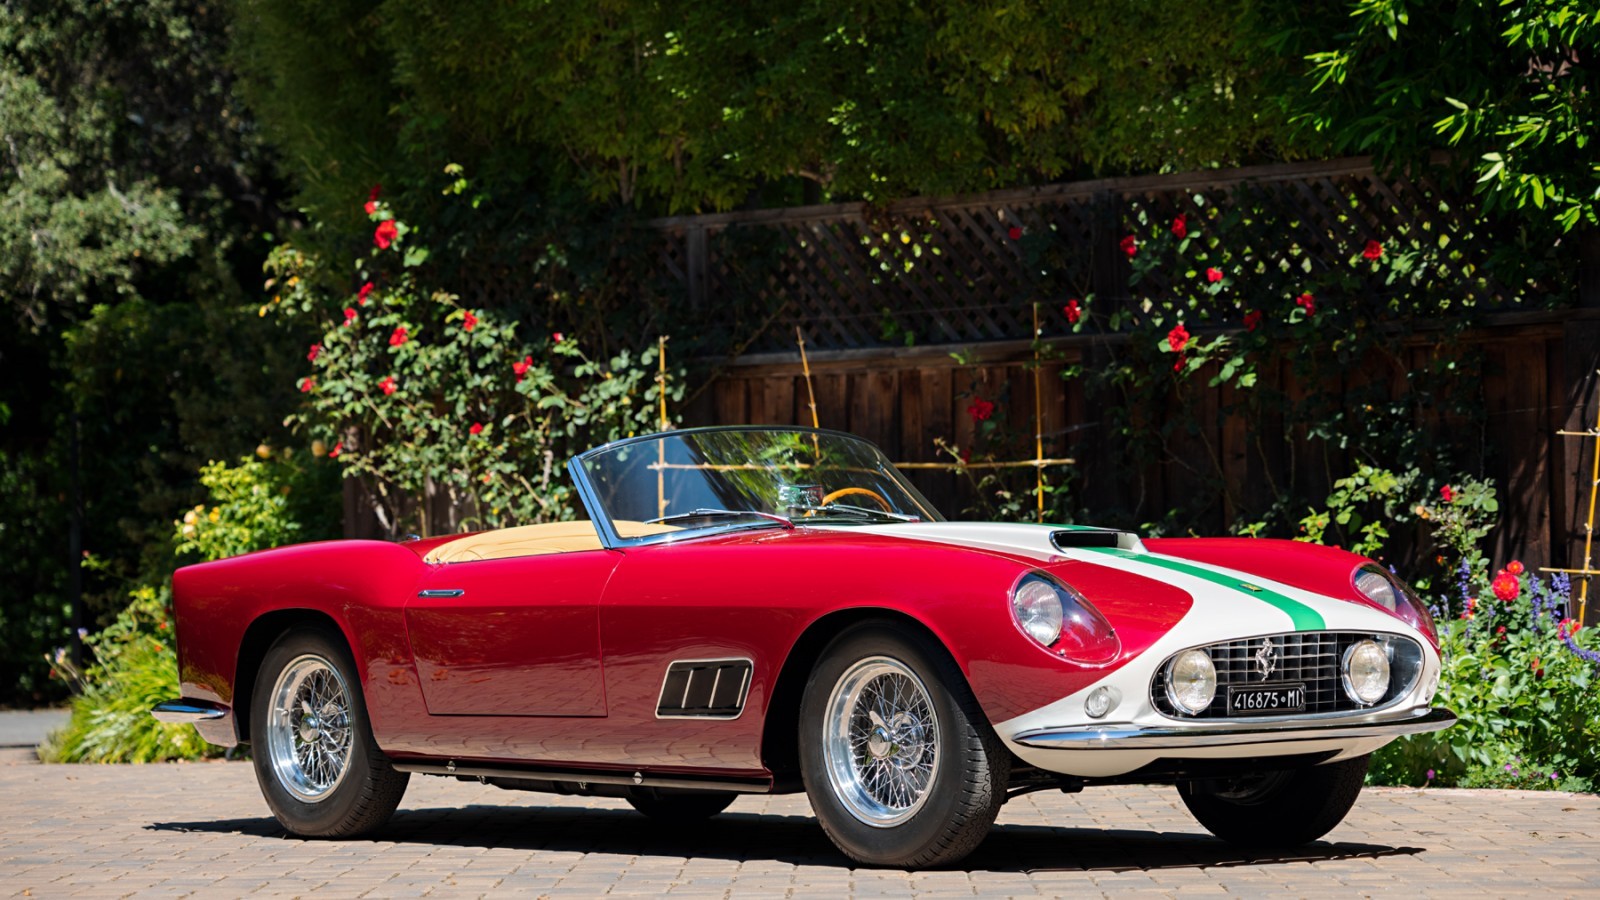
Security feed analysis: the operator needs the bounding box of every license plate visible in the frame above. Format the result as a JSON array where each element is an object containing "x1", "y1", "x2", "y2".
[{"x1": 1227, "y1": 683, "x2": 1306, "y2": 715}]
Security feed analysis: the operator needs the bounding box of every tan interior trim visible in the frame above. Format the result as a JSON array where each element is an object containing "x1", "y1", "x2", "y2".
[{"x1": 423, "y1": 520, "x2": 681, "y2": 564}]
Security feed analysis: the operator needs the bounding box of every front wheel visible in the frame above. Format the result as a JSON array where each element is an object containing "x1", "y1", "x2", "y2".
[
  {"x1": 250, "y1": 626, "x2": 409, "y2": 838},
  {"x1": 1178, "y1": 753, "x2": 1370, "y2": 847},
  {"x1": 799, "y1": 623, "x2": 1008, "y2": 868}
]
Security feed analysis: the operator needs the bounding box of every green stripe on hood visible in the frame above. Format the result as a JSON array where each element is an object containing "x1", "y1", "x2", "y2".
[{"x1": 1082, "y1": 546, "x2": 1326, "y2": 631}]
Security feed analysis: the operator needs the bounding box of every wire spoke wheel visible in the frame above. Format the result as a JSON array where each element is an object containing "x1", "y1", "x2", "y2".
[
  {"x1": 823, "y1": 656, "x2": 939, "y2": 827},
  {"x1": 265, "y1": 654, "x2": 355, "y2": 803}
]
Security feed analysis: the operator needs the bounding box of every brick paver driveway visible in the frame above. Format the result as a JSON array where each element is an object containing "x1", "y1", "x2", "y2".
[{"x1": 3, "y1": 748, "x2": 1597, "y2": 898}]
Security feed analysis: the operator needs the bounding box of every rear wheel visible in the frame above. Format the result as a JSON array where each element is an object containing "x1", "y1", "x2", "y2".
[
  {"x1": 1178, "y1": 753, "x2": 1370, "y2": 847},
  {"x1": 250, "y1": 626, "x2": 409, "y2": 838},
  {"x1": 799, "y1": 623, "x2": 1007, "y2": 868},
  {"x1": 625, "y1": 788, "x2": 737, "y2": 822}
]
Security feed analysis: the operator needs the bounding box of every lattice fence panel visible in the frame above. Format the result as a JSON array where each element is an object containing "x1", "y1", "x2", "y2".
[{"x1": 644, "y1": 158, "x2": 1544, "y2": 353}]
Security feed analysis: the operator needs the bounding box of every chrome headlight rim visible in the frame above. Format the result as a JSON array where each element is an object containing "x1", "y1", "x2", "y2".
[
  {"x1": 1163, "y1": 648, "x2": 1218, "y2": 716},
  {"x1": 1340, "y1": 638, "x2": 1392, "y2": 706},
  {"x1": 1010, "y1": 574, "x2": 1065, "y2": 647}
]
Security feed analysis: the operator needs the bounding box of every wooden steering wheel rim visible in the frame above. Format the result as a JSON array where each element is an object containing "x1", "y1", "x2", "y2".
[{"x1": 819, "y1": 486, "x2": 893, "y2": 512}]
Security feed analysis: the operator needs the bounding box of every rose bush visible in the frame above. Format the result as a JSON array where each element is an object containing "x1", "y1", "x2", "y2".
[{"x1": 266, "y1": 177, "x2": 685, "y2": 536}]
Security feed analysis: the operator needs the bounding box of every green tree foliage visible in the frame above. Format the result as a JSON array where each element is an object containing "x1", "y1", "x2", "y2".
[
  {"x1": 0, "y1": 0, "x2": 296, "y2": 702},
  {"x1": 232, "y1": 0, "x2": 1286, "y2": 219},
  {"x1": 1271, "y1": 0, "x2": 1599, "y2": 230}
]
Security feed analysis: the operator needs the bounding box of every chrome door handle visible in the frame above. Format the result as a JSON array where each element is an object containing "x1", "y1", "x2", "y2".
[{"x1": 417, "y1": 589, "x2": 465, "y2": 598}]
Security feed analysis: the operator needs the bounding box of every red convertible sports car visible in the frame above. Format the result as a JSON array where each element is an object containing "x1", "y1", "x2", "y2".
[{"x1": 154, "y1": 426, "x2": 1453, "y2": 867}]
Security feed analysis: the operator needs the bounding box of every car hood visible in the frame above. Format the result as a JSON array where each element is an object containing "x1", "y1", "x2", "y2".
[{"x1": 830, "y1": 521, "x2": 1409, "y2": 639}]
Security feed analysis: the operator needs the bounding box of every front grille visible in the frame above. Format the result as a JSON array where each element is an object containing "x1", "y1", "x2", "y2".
[{"x1": 1151, "y1": 631, "x2": 1420, "y2": 719}]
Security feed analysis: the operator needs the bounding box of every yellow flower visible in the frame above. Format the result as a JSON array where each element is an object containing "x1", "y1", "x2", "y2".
[
  {"x1": 182, "y1": 509, "x2": 198, "y2": 525},
  {"x1": 208, "y1": 508, "x2": 220, "y2": 523},
  {"x1": 311, "y1": 439, "x2": 327, "y2": 457}
]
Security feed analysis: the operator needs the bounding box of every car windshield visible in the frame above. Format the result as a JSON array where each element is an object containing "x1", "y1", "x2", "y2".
[{"x1": 572, "y1": 427, "x2": 944, "y2": 545}]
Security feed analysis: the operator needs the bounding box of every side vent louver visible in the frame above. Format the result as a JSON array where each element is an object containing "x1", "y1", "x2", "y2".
[{"x1": 656, "y1": 659, "x2": 752, "y2": 719}]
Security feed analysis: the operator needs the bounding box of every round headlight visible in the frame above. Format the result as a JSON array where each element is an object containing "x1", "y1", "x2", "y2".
[
  {"x1": 1342, "y1": 639, "x2": 1391, "y2": 706},
  {"x1": 1353, "y1": 566, "x2": 1397, "y2": 611},
  {"x1": 1165, "y1": 649, "x2": 1217, "y2": 715},
  {"x1": 1011, "y1": 578, "x2": 1064, "y2": 646}
]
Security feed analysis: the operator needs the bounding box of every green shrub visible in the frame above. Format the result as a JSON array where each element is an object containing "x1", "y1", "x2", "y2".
[
  {"x1": 39, "y1": 587, "x2": 220, "y2": 763},
  {"x1": 45, "y1": 451, "x2": 340, "y2": 762},
  {"x1": 173, "y1": 451, "x2": 340, "y2": 563}
]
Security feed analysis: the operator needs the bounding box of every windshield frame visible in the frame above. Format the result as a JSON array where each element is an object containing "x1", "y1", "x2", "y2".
[{"x1": 567, "y1": 425, "x2": 944, "y2": 550}]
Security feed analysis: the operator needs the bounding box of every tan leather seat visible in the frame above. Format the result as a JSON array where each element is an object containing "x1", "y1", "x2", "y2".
[{"x1": 423, "y1": 520, "x2": 680, "y2": 563}]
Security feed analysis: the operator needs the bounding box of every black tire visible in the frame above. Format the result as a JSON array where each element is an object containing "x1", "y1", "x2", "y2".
[
  {"x1": 1178, "y1": 753, "x2": 1371, "y2": 847},
  {"x1": 249, "y1": 626, "x2": 409, "y2": 838},
  {"x1": 798, "y1": 622, "x2": 1008, "y2": 868},
  {"x1": 625, "y1": 788, "x2": 737, "y2": 822}
]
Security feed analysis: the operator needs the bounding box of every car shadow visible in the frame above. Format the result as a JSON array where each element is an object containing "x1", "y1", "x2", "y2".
[{"x1": 146, "y1": 805, "x2": 1422, "y2": 872}]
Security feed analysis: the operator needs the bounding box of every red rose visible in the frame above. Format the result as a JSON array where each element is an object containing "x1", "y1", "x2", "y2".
[
  {"x1": 307, "y1": 343, "x2": 322, "y2": 362},
  {"x1": 374, "y1": 220, "x2": 398, "y2": 250},
  {"x1": 1007, "y1": 225, "x2": 1023, "y2": 241},
  {"x1": 369, "y1": 184, "x2": 382, "y2": 201},
  {"x1": 1506, "y1": 560, "x2": 1524, "y2": 576},
  {"x1": 1172, "y1": 354, "x2": 1185, "y2": 373},
  {"x1": 1441, "y1": 484, "x2": 1454, "y2": 503},
  {"x1": 298, "y1": 377, "x2": 315, "y2": 393},
  {"x1": 364, "y1": 184, "x2": 381, "y2": 216},
  {"x1": 343, "y1": 307, "x2": 357, "y2": 326},
  {"x1": 1063, "y1": 299, "x2": 1082, "y2": 324},
  {"x1": 1492, "y1": 571, "x2": 1519, "y2": 602},
  {"x1": 1362, "y1": 240, "x2": 1383, "y2": 261},
  {"x1": 1120, "y1": 234, "x2": 1138, "y2": 258},
  {"x1": 389, "y1": 326, "x2": 408, "y2": 347},
  {"x1": 463, "y1": 310, "x2": 478, "y2": 332},
  {"x1": 512, "y1": 355, "x2": 533, "y2": 383},
  {"x1": 469, "y1": 422, "x2": 484, "y2": 436},
  {"x1": 328, "y1": 440, "x2": 343, "y2": 459},
  {"x1": 378, "y1": 375, "x2": 397, "y2": 396},
  {"x1": 552, "y1": 331, "x2": 564, "y2": 343},
  {"x1": 1296, "y1": 292, "x2": 1316, "y2": 315},
  {"x1": 1167, "y1": 323, "x2": 1190, "y2": 353},
  {"x1": 1243, "y1": 310, "x2": 1263, "y2": 332},
  {"x1": 1205, "y1": 267, "x2": 1222, "y2": 284},
  {"x1": 967, "y1": 397, "x2": 995, "y2": 422},
  {"x1": 1171, "y1": 214, "x2": 1187, "y2": 239},
  {"x1": 960, "y1": 447, "x2": 972, "y2": 464},
  {"x1": 358, "y1": 282, "x2": 374, "y2": 305}
]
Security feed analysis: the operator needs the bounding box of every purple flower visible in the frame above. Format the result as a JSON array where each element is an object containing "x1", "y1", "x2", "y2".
[
  {"x1": 1505, "y1": 763, "x2": 1514, "y2": 772},
  {"x1": 1425, "y1": 768, "x2": 1435, "y2": 782},
  {"x1": 1560, "y1": 628, "x2": 1600, "y2": 665}
]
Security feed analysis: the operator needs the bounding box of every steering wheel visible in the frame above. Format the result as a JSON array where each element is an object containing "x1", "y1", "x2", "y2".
[{"x1": 820, "y1": 486, "x2": 893, "y2": 512}]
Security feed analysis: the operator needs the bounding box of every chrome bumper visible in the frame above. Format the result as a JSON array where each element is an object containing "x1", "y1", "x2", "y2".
[
  {"x1": 1013, "y1": 707, "x2": 1456, "y2": 751},
  {"x1": 150, "y1": 699, "x2": 228, "y2": 724}
]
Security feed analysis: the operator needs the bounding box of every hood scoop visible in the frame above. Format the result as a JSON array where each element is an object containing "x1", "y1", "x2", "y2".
[{"x1": 1050, "y1": 528, "x2": 1144, "y2": 552}]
